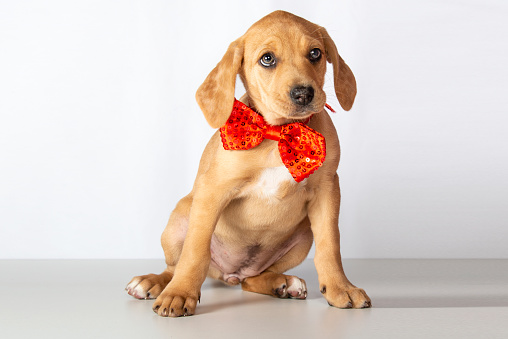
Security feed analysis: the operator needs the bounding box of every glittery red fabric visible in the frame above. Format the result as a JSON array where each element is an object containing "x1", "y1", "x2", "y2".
[{"x1": 220, "y1": 99, "x2": 326, "y2": 182}]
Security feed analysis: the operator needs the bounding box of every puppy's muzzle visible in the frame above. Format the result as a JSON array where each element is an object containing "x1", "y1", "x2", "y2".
[{"x1": 290, "y1": 86, "x2": 315, "y2": 106}]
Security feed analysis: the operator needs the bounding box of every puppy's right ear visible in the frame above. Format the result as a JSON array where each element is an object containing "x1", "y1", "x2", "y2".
[{"x1": 196, "y1": 39, "x2": 244, "y2": 129}]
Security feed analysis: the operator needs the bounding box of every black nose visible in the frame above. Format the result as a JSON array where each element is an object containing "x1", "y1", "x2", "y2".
[{"x1": 290, "y1": 86, "x2": 314, "y2": 106}]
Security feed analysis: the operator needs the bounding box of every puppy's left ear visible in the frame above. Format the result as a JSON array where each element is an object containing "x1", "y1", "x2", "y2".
[
  {"x1": 196, "y1": 38, "x2": 244, "y2": 128},
  {"x1": 320, "y1": 28, "x2": 357, "y2": 111}
]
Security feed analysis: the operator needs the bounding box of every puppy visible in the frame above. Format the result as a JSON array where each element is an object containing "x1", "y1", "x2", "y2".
[{"x1": 126, "y1": 10, "x2": 371, "y2": 317}]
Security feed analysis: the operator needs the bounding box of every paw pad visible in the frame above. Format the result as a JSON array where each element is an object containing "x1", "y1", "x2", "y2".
[{"x1": 274, "y1": 276, "x2": 307, "y2": 300}]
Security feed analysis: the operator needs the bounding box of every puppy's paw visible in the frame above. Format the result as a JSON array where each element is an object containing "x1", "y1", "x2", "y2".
[
  {"x1": 321, "y1": 284, "x2": 371, "y2": 309},
  {"x1": 152, "y1": 288, "x2": 200, "y2": 317},
  {"x1": 273, "y1": 275, "x2": 307, "y2": 299},
  {"x1": 125, "y1": 273, "x2": 172, "y2": 300}
]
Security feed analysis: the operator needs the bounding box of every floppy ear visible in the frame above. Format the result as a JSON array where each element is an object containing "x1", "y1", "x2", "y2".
[
  {"x1": 320, "y1": 28, "x2": 357, "y2": 111},
  {"x1": 195, "y1": 39, "x2": 244, "y2": 128}
]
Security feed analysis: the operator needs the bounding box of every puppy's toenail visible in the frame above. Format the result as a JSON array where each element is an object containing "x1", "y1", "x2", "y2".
[
  {"x1": 346, "y1": 302, "x2": 353, "y2": 308},
  {"x1": 320, "y1": 286, "x2": 326, "y2": 294},
  {"x1": 362, "y1": 301, "x2": 372, "y2": 308}
]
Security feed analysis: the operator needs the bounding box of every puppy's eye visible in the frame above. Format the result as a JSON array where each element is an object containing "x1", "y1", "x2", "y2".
[
  {"x1": 259, "y1": 53, "x2": 276, "y2": 67},
  {"x1": 309, "y1": 48, "x2": 322, "y2": 62}
]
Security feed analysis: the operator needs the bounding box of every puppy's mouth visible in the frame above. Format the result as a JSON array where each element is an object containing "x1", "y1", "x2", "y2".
[
  {"x1": 250, "y1": 98, "x2": 325, "y2": 125},
  {"x1": 287, "y1": 103, "x2": 323, "y2": 120},
  {"x1": 288, "y1": 109, "x2": 317, "y2": 120}
]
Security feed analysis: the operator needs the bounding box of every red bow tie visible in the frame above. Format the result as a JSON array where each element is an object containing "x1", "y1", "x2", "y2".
[{"x1": 220, "y1": 99, "x2": 326, "y2": 182}]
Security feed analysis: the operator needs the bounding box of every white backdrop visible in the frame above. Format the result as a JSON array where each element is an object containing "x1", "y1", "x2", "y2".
[{"x1": 1, "y1": 0, "x2": 507, "y2": 259}]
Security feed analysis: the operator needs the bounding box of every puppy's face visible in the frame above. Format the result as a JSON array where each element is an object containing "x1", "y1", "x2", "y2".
[
  {"x1": 195, "y1": 11, "x2": 355, "y2": 130},
  {"x1": 240, "y1": 18, "x2": 328, "y2": 125}
]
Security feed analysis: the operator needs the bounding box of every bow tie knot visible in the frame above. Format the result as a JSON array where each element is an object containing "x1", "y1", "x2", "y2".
[{"x1": 220, "y1": 99, "x2": 326, "y2": 182}]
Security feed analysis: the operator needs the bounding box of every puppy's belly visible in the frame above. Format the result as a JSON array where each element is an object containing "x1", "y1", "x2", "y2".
[
  {"x1": 209, "y1": 228, "x2": 307, "y2": 284},
  {"x1": 209, "y1": 166, "x2": 311, "y2": 284}
]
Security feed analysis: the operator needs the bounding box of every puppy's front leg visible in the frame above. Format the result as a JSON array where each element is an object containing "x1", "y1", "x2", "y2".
[
  {"x1": 309, "y1": 173, "x2": 371, "y2": 309},
  {"x1": 152, "y1": 175, "x2": 233, "y2": 317}
]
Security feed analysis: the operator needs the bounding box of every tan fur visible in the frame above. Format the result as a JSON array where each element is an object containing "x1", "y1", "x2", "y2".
[{"x1": 126, "y1": 10, "x2": 371, "y2": 317}]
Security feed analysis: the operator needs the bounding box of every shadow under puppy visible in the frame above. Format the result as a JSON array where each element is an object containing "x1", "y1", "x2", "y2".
[{"x1": 126, "y1": 10, "x2": 371, "y2": 317}]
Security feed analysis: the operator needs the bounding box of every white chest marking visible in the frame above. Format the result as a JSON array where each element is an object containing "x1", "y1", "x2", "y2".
[{"x1": 254, "y1": 166, "x2": 296, "y2": 199}]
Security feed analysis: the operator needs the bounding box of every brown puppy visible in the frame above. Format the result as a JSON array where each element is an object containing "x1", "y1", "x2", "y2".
[{"x1": 126, "y1": 10, "x2": 371, "y2": 317}]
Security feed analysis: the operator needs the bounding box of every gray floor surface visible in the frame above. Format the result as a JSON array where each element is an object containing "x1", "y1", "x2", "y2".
[{"x1": 0, "y1": 259, "x2": 507, "y2": 338}]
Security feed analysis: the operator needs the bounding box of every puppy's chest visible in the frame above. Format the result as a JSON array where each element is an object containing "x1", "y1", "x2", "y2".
[{"x1": 243, "y1": 166, "x2": 306, "y2": 202}]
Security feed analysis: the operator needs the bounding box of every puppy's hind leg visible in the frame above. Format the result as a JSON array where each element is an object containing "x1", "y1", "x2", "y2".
[
  {"x1": 126, "y1": 195, "x2": 192, "y2": 300},
  {"x1": 242, "y1": 272, "x2": 308, "y2": 299},
  {"x1": 241, "y1": 222, "x2": 313, "y2": 300},
  {"x1": 126, "y1": 269, "x2": 174, "y2": 299}
]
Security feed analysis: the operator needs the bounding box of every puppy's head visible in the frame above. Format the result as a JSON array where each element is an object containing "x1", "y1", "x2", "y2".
[{"x1": 196, "y1": 10, "x2": 356, "y2": 128}]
